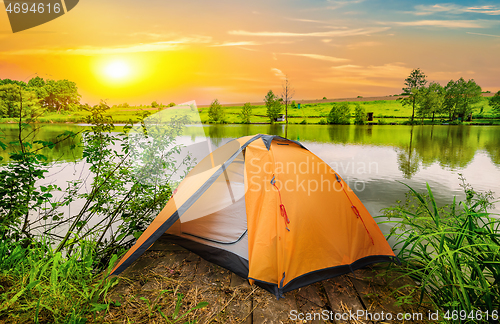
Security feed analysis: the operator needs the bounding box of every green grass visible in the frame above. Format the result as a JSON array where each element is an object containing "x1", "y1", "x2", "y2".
[
  {"x1": 1, "y1": 97, "x2": 497, "y2": 125},
  {"x1": 0, "y1": 238, "x2": 119, "y2": 323},
  {"x1": 381, "y1": 178, "x2": 500, "y2": 323}
]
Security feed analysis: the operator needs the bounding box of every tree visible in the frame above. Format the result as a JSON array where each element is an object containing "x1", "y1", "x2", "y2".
[
  {"x1": 353, "y1": 103, "x2": 366, "y2": 125},
  {"x1": 327, "y1": 102, "x2": 351, "y2": 124},
  {"x1": 239, "y1": 102, "x2": 252, "y2": 124},
  {"x1": 208, "y1": 99, "x2": 225, "y2": 123},
  {"x1": 401, "y1": 68, "x2": 427, "y2": 122},
  {"x1": 0, "y1": 84, "x2": 41, "y2": 118},
  {"x1": 490, "y1": 90, "x2": 500, "y2": 116},
  {"x1": 151, "y1": 101, "x2": 160, "y2": 108},
  {"x1": 416, "y1": 82, "x2": 445, "y2": 122},
  {"x1": 281, "y1": 76, "x2": 295, "y2": 124},
  {"x1": 264, "y1": 90, "x2": 282, "y2": 123},
  {"x1": 444, "y1": 78, "x2": 482, "y2": 121},
  {"x1": 42, "y1": 79, "x2": 81, "y2": 113}
]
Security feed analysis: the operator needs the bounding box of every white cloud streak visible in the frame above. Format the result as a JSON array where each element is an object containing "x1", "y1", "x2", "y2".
[
  {"x1": 392, "y1": 20, "x2": 483, "y2": 28},
  {"x1": 211, "y1": 41, "x2": 261, "y2": 47},
  {"x1": 0, "y1": 36, "x2": 212, "y2": 55},
  {"x1": 280, "y1": 52, "x2": 349, "y2": 62},
  {"x1": 228, "y1": 27, "x2": 390, "y2": 37},
  {"x1": 466, "y1": 32, "x2": 500, "y2": 38},
  {"x1": 413, "y1": 4, "x2": 500, "y2": 16},
  {"x1": 271, "y1": 68, "x2": 285, "y2": 79}
]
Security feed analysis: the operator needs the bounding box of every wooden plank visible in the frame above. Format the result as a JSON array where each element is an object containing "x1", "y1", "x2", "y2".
[
  {"x1": 253, "y1": 290, "x2": 297, "y2": 324},
  {"x1": 323, "y1": 275, "x2": 365, "y2": 315},
  {"x1": 297, "y1": 283, "x2": 325, "y2": 307}
]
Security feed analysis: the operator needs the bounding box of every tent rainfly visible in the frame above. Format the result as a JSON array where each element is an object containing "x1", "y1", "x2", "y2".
[{"x1": 110, "y1": 134, "x2": 398, "y2": 298}]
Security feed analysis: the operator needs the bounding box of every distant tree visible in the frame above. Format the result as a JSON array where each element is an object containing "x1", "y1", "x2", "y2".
[
  {"x1": 444, "y1": 78, "x2": 482, "y2": 120},
  {"x1": 27, "y1": 76, "x2": 45, "y2": 88},
  {"x1": 323, "y1": 97, "x2": 327, "y2": 100},
  {"x1": 401, "y1": 68, "x2": 427, "y2": 122},
  {"x1": 151, "y1": 101, "x2": 160, "y2": 108},
  {"x1": 239, "y1": 102, "x2": 252, "y2": 124},
  {"x1": 281, "y1": 76, "x2": 295, "y2": 124},
  {"x1": 353, "y1": 103, "x2": 366, "y2": 125},
  {"x1": 416, "y1": 82, "x2": 445, "y2": 122},
  {"x1": 264, "y1": 90, "x2": 282, "y2": 123},
  {"x1": 490, "y1": 90, "x2": 500, "y2": 116},
  {"x1": 208, "y1": 99, "x2": 225, "y2": 123},
  {"x1": 0, "y1": 84, "x2": 41, "y2": 118},
  {"x1": 291, "y1": 100, "x2": 297, "y2": 109},
  {"x1": 327, "y1": 102, "x2": 351, "y2": 124},
  {"x1": 0, "y1": 78, "x2": 27, "y2": 88},
  {"x1": 42, "y1": 79, "x2": 81, "y2": 113},
  {"x1": 168, "y1": 102, "x2": 176, "y2": 107}
]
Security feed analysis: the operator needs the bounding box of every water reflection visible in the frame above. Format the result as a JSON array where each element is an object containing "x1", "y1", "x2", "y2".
[{"x1": 2, "y1": 124, "x2": 500, "y2": 173}]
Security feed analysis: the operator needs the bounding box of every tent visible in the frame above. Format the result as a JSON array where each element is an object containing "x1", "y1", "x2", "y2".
[{"x1": 110, "y1": 134, "x2": 397, "y2": 298}]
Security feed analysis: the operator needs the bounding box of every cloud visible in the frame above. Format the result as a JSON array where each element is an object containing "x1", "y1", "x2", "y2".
[
  {"x1": 279, "y1": 53, "x2": 349, "y2": 63},
  {"x1": 0, "y1": 36, "x2": 212, "y2": 55},
  {"x1": 391, "y1": 20, "x2": 482, "y2": 28},
  {"x1": 467, "y1": 32, "x2": 500, "y2": 38},
  {"x1": 327, "y1": 63, "x2": 409, "y2": 80},
  {"x1": 323, "y1": 0, "x2": 365, "y2": 10},
  {"x1": 271, "y1": 68, "x2": 286, "y2": 79},
  {"x1": 413, "y1": 4, "x2": 500, "y2": 16},
  {"x1": 211, "y1": 41, "x2": 261, "y2": 47},
  {"x1": 228, "y1": 27, "x2": 390, "y2": 37}
]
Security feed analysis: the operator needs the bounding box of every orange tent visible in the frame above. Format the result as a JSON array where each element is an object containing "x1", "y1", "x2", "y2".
[{"x1": 110, "y1": 134, "x2": 397, "y2": 298}]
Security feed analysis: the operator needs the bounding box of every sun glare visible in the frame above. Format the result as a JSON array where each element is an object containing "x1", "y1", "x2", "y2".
[{"x1": 105, "y1": 61, "x2": 130, "y2": 79}]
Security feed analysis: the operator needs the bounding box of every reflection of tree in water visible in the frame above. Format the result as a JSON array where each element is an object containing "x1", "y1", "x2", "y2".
[
  {"x1": 396, "y1": 126, "x2": 422, "y2": 179},
  {"x1": 399, "y1": 126, "x2": 476, "y2": 170},
  {"x1": 429, "y1": 126, "x2": 475, "y2": 169},
  {"x1": 267, "y1": 124, "x2": 284, "y2": 137},
  {"x1": 353, "y1": 125, "x2": 373, "y2": 143},
  {"x1": 208, "y1": 125, "x2": 225, "y2": 147},
  {"x1": 0, "y1": 125, "x2": 83, "y2": 164},
  {"x1": 327, "y1": 125, "x2": 351, "y2": 144},
  {"x1": 484, "y1": 132, "x2": 500, "y2": 166}
]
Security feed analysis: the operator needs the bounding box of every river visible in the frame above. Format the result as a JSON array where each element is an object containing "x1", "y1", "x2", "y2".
[{"x1": 1, "y1": 123, "x2": 499, "y2": 240}]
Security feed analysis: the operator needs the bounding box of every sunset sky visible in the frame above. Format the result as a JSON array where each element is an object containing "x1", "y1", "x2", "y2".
[{"x1": 1, "y1": 0, "x2": 499, "y2": 105}]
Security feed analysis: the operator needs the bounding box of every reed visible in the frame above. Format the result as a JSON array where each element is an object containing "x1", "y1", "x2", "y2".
[{"x1": 382, "y1": 177, "x2": 500, "y2": 323}]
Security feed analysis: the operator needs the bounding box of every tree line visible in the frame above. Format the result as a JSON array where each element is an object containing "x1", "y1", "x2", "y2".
[
  {"x1": 0, "y1": 77, "x2": 81, "y2": 118},
  {"x1": 401, "y1": 68, "x2": 499, "y2": 123}
]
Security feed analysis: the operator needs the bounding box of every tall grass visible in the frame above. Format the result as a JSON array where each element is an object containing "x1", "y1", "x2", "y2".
[
  {"x1": 0, "y1": 236, "x2": 118, "y2": 323},
  {"x1": 383, "y1": 177, "x2": 500, "y2": 323}
]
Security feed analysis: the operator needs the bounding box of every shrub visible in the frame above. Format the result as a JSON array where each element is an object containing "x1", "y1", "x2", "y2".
[
  {"x1": 208, "y1": 99, "x2": 225, "y2": 123},
  {"x1": 327, "y1": 102, "x2": 350, "y2": 124},
  {"x1": 264, "y1": 90, "x2": 282, "y2": 123},
  {"x1": 239, "y1": 102, "x2": 252, "y2": 124},
  {"x1": 354, "y1": 103, "x2": 366, "y2": 125}
]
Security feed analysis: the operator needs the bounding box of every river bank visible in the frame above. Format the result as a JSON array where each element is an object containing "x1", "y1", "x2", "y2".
[{"x1": 1, "y1": 95, "x2": 498, "y2": 125}]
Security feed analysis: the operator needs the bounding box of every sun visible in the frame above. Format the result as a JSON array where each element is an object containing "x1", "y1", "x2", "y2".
[{"x1": 105, "y1": 61, "x2": 130, "y2": 79}]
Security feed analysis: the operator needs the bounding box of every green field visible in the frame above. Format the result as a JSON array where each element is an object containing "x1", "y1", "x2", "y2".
[{"x1": 0, "y1": 97, "x2": 498, "y2": 125}]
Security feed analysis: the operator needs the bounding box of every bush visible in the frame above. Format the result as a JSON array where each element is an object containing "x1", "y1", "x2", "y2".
[
  {"x1": 264, "y1": 90, "x2": 282, "y2": 123},
  {"x1": 239, "y1": 102, "x2": 252, "y2": 124},
  {"x1": 208, "y1": 99, "x2": 225, "y2": 123},
  {"x1": 327, "y1": 102, "x2": 350, "y2": 124},
  {"x1": 318, "y1": 118, "x2": 327, "y2": 125},
  {"x1": 354, "y1": 103, "x2": 366, "y2": 125}
]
